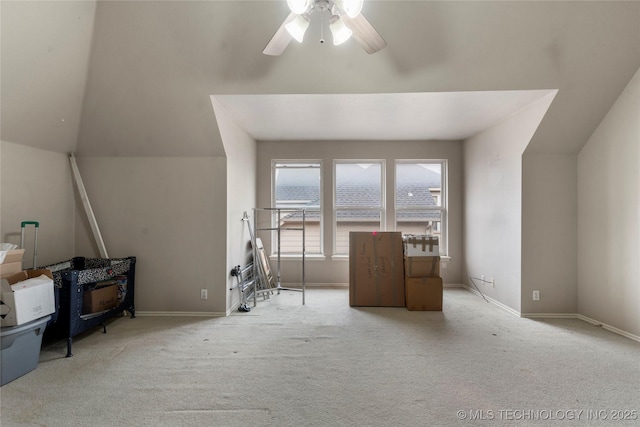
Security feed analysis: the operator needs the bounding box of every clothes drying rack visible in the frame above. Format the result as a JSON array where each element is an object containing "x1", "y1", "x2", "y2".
[{"x1": 245, "y1": 208, "x2": 306, "y2": 306}]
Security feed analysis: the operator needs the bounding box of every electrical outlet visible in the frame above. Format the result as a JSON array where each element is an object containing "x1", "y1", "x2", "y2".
[
  {"x1": 489, "y1": 278, "x2": 494, "y2": 287},
  {"x1": 201, "y1": 289, "x2": 208, "y2": 300},
  {"x1": 533, "y1": 290, "x2": 540, "y2": 301}
]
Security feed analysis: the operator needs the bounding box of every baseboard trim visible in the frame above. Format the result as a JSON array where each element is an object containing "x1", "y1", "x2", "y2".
[
  {"x1": 281, "y1": 283, "x2": 463, "y2": 288},
  {"x1": 577, "y1": 314, "x2": 640, "y2": 343},
  {"x1": 462, "y1": 285, "x2": 521, "y2": 317},
  {"x1": 280, "y1": 283, "x2": 349, "y2": 288},
  {"x1": 136, "y1": 311, "x2": 227, "y2": 318},
  {"x1": 227, "y1": 301, "x2": 239, "y2": 316},
  {"x1": 515, "y1": 312, "x2": 640, "y2": 343},
  {"x1": 521, "y1": 313, "x2": 579, "y2": 319}
]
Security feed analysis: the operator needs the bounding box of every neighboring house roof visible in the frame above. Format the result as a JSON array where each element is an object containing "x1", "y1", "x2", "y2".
[{"x1": 276, "y1": 163, "x2": 442, "y2": 221}]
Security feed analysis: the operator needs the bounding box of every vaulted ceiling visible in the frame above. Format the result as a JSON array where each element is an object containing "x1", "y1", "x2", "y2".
[{"x1": 2, "y1": 1, "x2": 639, "y2": 157}]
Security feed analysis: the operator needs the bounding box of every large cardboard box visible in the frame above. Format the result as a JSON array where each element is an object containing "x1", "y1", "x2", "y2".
[
  {"x1": 405, "y1": 276, "x2": 443, "y2": 311},
  {"x1": 403, "y1": 235, "x2": 439, "y2": 256},
  {"x1": 404, "y1": 256, "x2": 441, "y2": 278},
  {"x1": 83, "y1": 283, "x2": 119, "y2": 314},
  {"x1": 1, "y1": 270, "x2": 55, "y2": 327},
  {"x1": 349, "y1": 231, "x2": 405, "y2": 307}
]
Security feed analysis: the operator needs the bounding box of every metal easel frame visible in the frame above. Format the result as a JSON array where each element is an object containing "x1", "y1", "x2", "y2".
[{"x1": 252, "y1": 207, "x2": 306, "y2": 306}]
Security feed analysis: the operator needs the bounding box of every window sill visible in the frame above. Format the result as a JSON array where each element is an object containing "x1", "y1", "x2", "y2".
[{"x1": 268, "y1": 254, "x2": 327, "y2": 261}]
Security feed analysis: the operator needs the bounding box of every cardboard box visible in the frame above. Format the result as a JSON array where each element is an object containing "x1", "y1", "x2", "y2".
[
  {"x1": 83, "y1": 284, "x2": 119, "y2": 314},
  {"x1": 349, "y1": 231, "x2": 405, "y2": 307},
  {"x1": 0, "y1": 262, "x2": 23, "y2": 279},
  {"x1": 405, "y1": 276, "x2": 443, "y2": 311},
  {"x1": 1, "y1": 269, "x2": 55, "y2": 327},
  {"x1": 403, "y1": 235, "x2": 439, "y2": 256},
  {"x1": 0, "y1": 249, "x2": 25, "y2": 265},
  {"x1": 404, "y1": 256, "x2": 441, "y2": 278}
]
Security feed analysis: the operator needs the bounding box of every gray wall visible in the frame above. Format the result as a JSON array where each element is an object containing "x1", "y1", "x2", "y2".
[
  {"x1": 463, "y1": 93, "x2": 556, "y2": 314},
  {"x1": 212, "y1": 98, "x2": 258, "y2": 312},
  {"x1": 577, "y1": 67, "x2": 640, "y2": 338},
  {"x1": 256, "y1": 140, "x2": 464, "y2": 286},
  {"x1": 74, "y1": 157, "x2": 228, "y2": 314},
  {"x1": 0, "y1": 141, "x2": 76, "y2": 267},
  {"x1": 522, "y1": 154, "x2": 577, "y2": 314}
]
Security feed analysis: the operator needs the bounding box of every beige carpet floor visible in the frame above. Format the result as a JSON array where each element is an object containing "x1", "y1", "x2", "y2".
[{"x1": 1, "y1": 288, "x2": 639, "y2": 426}]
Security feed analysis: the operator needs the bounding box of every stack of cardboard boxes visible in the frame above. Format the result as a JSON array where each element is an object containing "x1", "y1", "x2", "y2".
[
  {"x1": 402, "y1": 235, "x2": 443, "y2": 311},
  {"x1": 1, "y1": 248, "x2": 55, "y2": 326},
  {"x1": 0, "y1": 247, "x2": 56, "y2": 386},
  {"x1": 348, "y1": 232, "x2": 443, "y2": 311}
]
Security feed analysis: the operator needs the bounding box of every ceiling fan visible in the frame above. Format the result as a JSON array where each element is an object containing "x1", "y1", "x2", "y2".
[{"x1": 263, "y1": 0, "x2": 387, "y2": 56}]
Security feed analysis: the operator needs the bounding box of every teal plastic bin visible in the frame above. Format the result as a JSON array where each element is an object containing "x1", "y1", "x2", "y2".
[{"x1": 1, "y1": 315, "x2": 50, "y2": 386}]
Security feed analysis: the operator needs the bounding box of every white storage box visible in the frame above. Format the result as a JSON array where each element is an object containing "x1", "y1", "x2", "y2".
[
  {"x1": 1, "y1": 270, "x2": 55, "y2": 327},
  {"x1": 1, "y1": 315, "x2": 50, "y2": 386},
  {"x1": 403, "y1": 234, "x2": 439, "y2": 256}
]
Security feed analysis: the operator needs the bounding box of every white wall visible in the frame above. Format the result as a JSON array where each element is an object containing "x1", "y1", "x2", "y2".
[
  {"x1": 464, "y1": 93, "x2": 556, "y2": 313},
  {"x1": 521, "y1": 154, "x2": 577, "y2": 314},
  {"x1": 74, "y1": 156, "x2": 228, "y2": 314},
  {"x1": 0, "y1": 141, "x2": 75, "y2": 266},
  {"x1": 212, "y1": 98, "x2": 257, "y2": 313},
  {"x1": 578, "y1": 67, "x2": 640, "y2": 337},
  {"x1": 256, "y1": 140, "x2": 464, "y2": 286}
]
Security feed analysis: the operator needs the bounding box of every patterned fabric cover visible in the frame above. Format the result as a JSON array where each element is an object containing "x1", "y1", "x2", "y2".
[{"x1": 45, "y1": 258, "x2": 131, "y2": 288}]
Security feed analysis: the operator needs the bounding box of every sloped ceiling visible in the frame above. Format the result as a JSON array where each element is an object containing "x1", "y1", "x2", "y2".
[
  {"x1": 2, "y1": 1, "x2": 639, "y2": 156},
  {"x1": 1, "y1": 1, "x2": 96, "y2": 153}
]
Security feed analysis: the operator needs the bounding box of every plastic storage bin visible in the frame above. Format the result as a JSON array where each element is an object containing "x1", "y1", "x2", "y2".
[{"x1": 1, "y1": 315, "x2": 50, "y2": 386}]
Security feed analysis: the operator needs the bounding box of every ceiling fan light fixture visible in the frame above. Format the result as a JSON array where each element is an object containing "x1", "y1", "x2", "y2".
[
  {"x1": 285, "y1": 14, "x2": 310, "y2": 42},
  {"x1": 330, "y1": 16, "x2": 352, "y2": 45},
  {"x1": 338, "y1": 0, "x2": 363, "y2": 18},
  {"x1": 264, "y1": 0, "x2": 386, "y2": 56},
  {"x1": 287, "y1": 0, "x2": 312, "y2": 15}
]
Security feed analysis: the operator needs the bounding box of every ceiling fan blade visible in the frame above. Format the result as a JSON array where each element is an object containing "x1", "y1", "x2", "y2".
[
  {"x1": 341, "y1": 13, "x2": 387, "y2": 54},
  {"x1": 263, "y1": 12, "x2": 297, "y2": 56}
]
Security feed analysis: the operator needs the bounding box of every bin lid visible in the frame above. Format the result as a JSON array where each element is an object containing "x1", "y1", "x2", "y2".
[{"x1": 1, "y1": 315, "x2": 51, "y2": 336}]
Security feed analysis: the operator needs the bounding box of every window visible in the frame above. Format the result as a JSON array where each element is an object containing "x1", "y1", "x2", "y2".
[
  {"x1": 273, "y1": 161, "x2": 322, "y2": 255},
  {"x1": 334, "y1": 161, "x2": 385, "y2": 255},
  {"x1": 395, "y1": 161, "x2": 447, "y2": 255}
]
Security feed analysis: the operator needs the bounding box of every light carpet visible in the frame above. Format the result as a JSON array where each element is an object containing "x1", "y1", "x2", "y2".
[{"x1": 1, "y1": 288, "x2": 639, "y2": 426}]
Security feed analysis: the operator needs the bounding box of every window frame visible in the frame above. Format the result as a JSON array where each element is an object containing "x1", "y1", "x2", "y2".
[
  {"x1": 271, "y1": 160, "x2": 323, "y2": 256},
  {"x1": 333, "y1": 160, "x2": 386, "y2": 256},
  {"x1": 394, "y1": 159, "x2": 448, "y2": 256}
]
